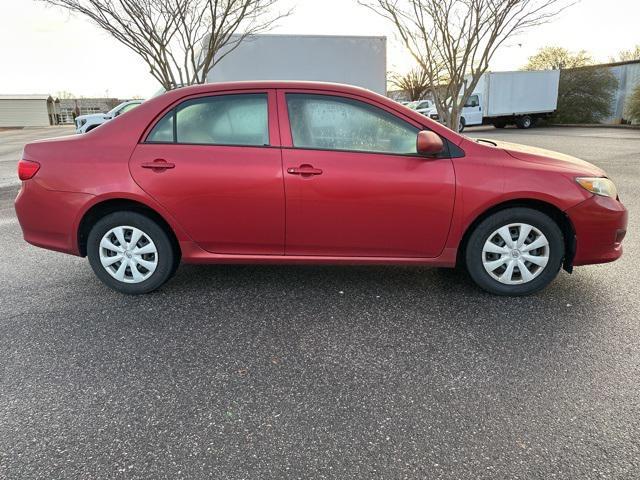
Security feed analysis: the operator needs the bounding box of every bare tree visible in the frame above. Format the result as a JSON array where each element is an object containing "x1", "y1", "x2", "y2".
[
  {"x1": 359, "y1": 0, "x2": 573, "y2": 130},
  {"x1": 613, "y1": 45, "x2": 640, "y2": 63},
  {"x1": 389, "y1": 67, "x2": 432, "y2": 101},
  {"x1": 38, "y1": 0, "x2": 291, "y2": 91}
]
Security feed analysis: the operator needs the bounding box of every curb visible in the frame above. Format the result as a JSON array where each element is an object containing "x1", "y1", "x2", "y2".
[{"x1": 548, "y1": 123, "x2": 640, "y2": 130}]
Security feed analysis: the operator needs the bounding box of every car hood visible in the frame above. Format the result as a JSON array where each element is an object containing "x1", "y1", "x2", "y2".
[{"x1": 483, "y1": 139, "x2": 606, "y2": 177}]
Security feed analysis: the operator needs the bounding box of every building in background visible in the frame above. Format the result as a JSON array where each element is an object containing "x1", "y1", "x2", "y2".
[
  {"x1": 57, "y1": 98, "x2": 123, "y2": 124},
  {"x1": 207, "y1": 34, "x2": 387, "y2": 95},
  {"x1": 601, "y1": 59, "x2": 640, "y2": 124},
  {"x1": 0, "y1": 94, "x2": 58, "y2": 127},
  {"x1": 0, "y1": 95, "x2": 127, "y2": 127}
]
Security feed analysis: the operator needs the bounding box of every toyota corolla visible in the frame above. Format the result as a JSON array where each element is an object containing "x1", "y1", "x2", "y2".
[{"x1": 15, "y1": 82, "x2": 627, "y2": 295}]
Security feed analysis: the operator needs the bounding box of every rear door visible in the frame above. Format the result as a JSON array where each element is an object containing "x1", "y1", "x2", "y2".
[
  {"x1": 278, "y1": 90, "x2": 455, "y2": 258},
  {"x1": 130, "y1": 90, "x2": 285, "y2": 255}
]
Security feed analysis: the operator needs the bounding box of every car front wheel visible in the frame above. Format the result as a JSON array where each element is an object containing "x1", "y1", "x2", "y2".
[
  {"x1": 465, "y1": 208, "x2": 564, "y2": 296},
  {"x1": 87, "y1": 211, "x2": 176, "y2": 294}
]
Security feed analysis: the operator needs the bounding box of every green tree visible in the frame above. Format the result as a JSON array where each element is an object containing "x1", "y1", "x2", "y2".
[
  {"x1": 523, "y1": 46, "x2": 592, "y2": 70},
  {"x1": 625, "y1": 84, "x2": 640, "y2": 123},
  {"x1": 554, "y1": 67, "x2": 618, "y2": 123}
]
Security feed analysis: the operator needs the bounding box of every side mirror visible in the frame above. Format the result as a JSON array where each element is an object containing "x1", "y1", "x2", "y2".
[{"x1": 416, "y1": 130, "x2": 444, "y2": 156}]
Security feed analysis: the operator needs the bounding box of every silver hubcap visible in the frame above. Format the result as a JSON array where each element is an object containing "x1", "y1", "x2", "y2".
[
  {"x1": 482, "y1": 223, "x2": 550, "y2": 285},
  {"x1": 99, "y1": 226, "x2": 158, "y2": 284}
]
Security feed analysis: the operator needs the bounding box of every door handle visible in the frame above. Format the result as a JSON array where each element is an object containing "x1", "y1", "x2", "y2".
[
  {"x1": 141, "y1": 159, "x2": 175, "y2": 170},
  {"x1": 287, "y1": 164, "x2": 323, "y2": 177}
]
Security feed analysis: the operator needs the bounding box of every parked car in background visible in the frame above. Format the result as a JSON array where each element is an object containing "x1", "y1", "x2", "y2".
[
  {"x1": 16, "y1": 81, "x2": 626, "y2": 296},
  {"x1": 425, "y1": 70, "x2": 560, "y2": 132},
  {"x1": 407, "y1": 99, "x2": 433, "y2": 112},
  {"x1": 75, "y1": 99, "x2": 143, "y2": 133}
]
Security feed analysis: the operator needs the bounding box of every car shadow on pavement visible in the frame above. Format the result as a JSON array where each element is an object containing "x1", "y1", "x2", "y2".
[{"x1": 157, "y1": 262, "x2": 607, "y2": 344}]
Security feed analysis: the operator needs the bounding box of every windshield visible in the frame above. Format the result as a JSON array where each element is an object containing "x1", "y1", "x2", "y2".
[
  {"x1": 458, "y1": 94, "x2": 480, "y2": 108},
  {"x1": 108, "y1": 102, "x2": 130, "y2": 115},
  {"x1": 108, "y1": 101, "x2": 142, "y2": 116}
]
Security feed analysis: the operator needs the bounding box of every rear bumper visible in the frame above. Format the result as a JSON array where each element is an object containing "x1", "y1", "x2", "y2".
[
  {"x1": 14, "y1": 180, "x2": 92, "y2": 256},
  {"x1": 566, "y1": 195, "x2": 628, "y2": 266}
]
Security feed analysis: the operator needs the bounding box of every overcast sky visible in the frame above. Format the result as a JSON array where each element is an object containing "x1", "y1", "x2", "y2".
[{"x1": 0, "y1": 0, "x2": 638, "y2": 98}]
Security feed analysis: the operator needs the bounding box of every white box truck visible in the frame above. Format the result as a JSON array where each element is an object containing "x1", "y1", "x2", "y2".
[
  {"x1": 206, "y1": 34, "x2": 387, "y2": 95},
  {"x1": 426, "y1": 70, "x2": 560, "y2": 132}
]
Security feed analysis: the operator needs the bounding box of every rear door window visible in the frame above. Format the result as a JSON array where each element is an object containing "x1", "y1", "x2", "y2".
[{"x1": 146, "y1": 93, "x2": 269, "y2": 146}]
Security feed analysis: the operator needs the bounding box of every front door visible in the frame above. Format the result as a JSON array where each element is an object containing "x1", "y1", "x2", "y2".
[
  {"x1": 463, "y1": 94, "x2": 483, "y2": 126},
  {"x1": 278, "y1": 91, "x2": 455, "y2": 258},
  {"x1": 130, "y1": 90, "x2": 285, "y2": 255}
]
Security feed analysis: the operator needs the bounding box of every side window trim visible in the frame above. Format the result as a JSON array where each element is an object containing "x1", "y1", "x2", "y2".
[{"x1": 171, "y1": 108, "x2": 177, "y2": 142}]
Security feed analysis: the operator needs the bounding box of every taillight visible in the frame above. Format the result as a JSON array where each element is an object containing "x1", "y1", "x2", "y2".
[{"x1": 18, "y1": 159, "x2": 40, "y2": 181}]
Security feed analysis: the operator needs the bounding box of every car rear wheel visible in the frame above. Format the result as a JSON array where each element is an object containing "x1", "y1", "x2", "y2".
[
  {"x1": 465, "y1": 208, "x2": 564, "y2": 296},
  {"x1": 87, "y1": 211, "x2": 176, "y2": 294}
]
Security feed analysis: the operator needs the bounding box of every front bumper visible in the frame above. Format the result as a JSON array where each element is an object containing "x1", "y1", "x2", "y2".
[{"x1": 566, "y1": 194, "x2": 628, "y2": 266}]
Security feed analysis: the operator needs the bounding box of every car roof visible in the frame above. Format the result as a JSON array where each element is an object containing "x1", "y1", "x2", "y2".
[
  {"x1": 105, "y1": 81, "x2": 465, "y2": 146},
  {"x1": 161, "y1": 80, "x2": 383, "y2": 98}
]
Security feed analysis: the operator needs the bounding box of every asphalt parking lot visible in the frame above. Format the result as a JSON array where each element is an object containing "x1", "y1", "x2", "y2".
[{"x1": 1, "y1": 126, "x2": 639, "y2": 479}]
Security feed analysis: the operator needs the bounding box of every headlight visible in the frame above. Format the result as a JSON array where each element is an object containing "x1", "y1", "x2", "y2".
[{"x1": 576, "y1": 177, "x2": 618, "y2": 199}]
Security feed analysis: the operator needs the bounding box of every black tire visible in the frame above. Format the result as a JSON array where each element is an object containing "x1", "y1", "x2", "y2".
[
  {"x1": 458, "y1": 117, "x2": 466, "y2": 133},
  {"x1": 85, "y1": 124, "x2": 99, "y2": 133},
  {"x1": 464, "y1": 208, "x2": 564, "y2": 296},
  {"x1": 516, "y1": 115, "x2": 533, "y2": 129},
  {"x1": 87, "y1": 211, "x2": 176, "y2": 294},
  {"x1": 493, "y1": 120, "x2": 507, "y2": 129}
]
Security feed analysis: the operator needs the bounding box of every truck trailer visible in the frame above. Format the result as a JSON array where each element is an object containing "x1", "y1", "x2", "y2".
[
  {"x1": 206, "y1": 34, "x2": 387, "y2": 95},
  {"x1": 426, "y1": 70, "x2": 561, "y2": 132}
]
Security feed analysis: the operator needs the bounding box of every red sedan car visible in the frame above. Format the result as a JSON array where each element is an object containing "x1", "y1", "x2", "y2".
[{"x1": 15, "y1": 82, "x2": 627, "y2": 295}]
